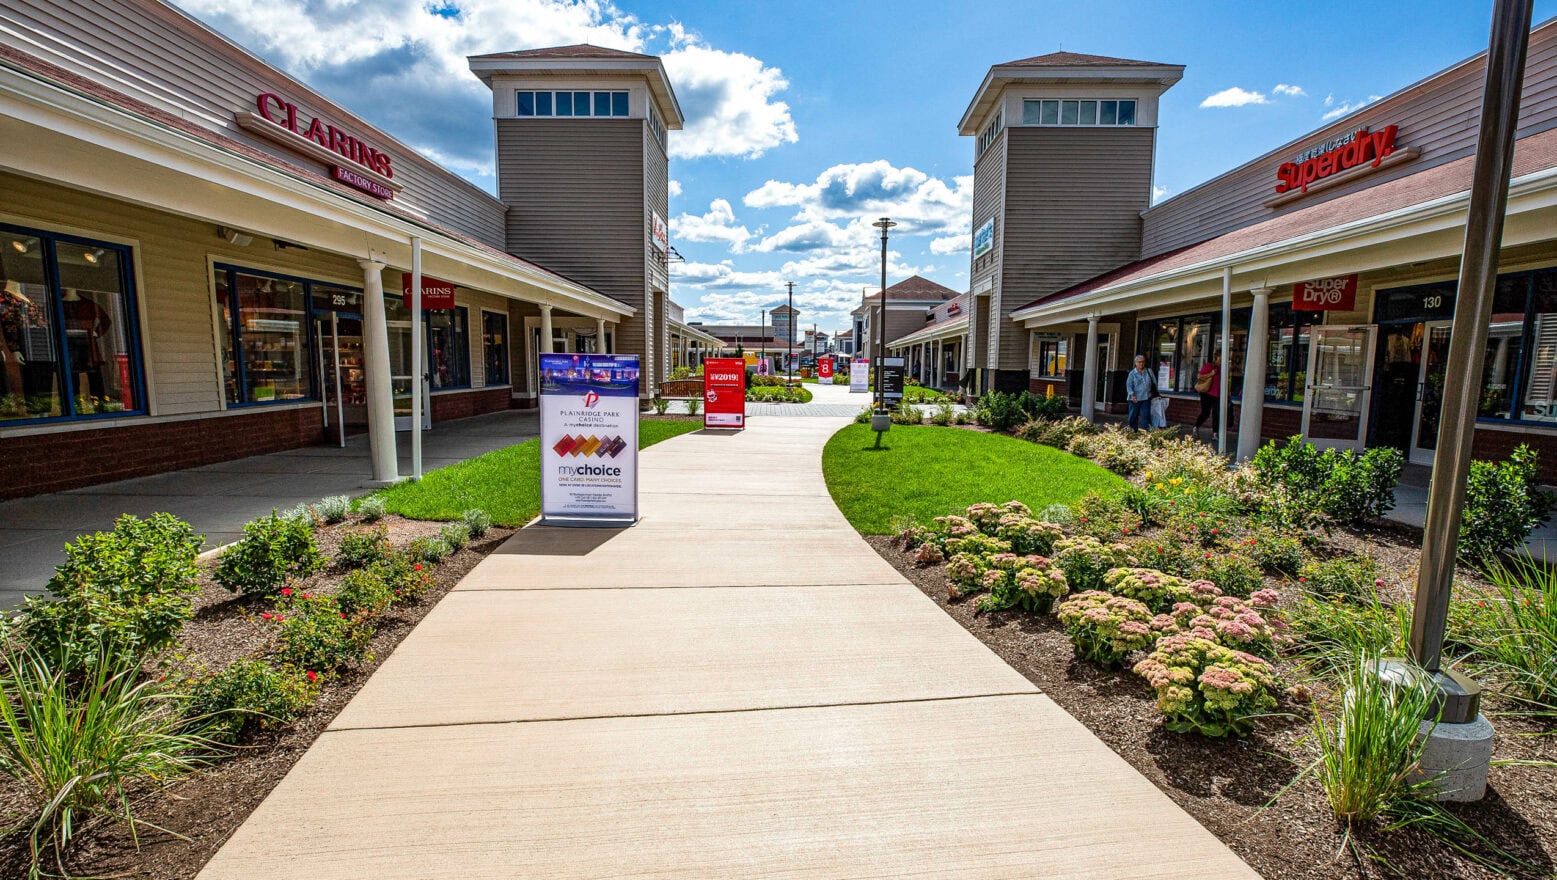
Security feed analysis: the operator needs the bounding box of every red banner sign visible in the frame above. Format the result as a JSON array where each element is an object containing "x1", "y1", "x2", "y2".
[
  {"x1": 401, "y1": 274, "x2": 456, "y2": 310},
  {"x1": 703, "y1": 357, "x2": 746, "y2": 429},
  {"x1": 1293, "y1": 274, "x2": 1359, "y2": 311},
  {"x1": 1275, "y1": 126, "x2": 1399, "y2": 195},
  {"x1": 818, "y1": 357, "x2": 834, "y2": 379}
]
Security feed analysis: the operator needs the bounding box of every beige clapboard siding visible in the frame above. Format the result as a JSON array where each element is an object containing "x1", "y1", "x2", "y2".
[
  {"x1": 457, "y1": 287, "x2": 512, "y2": 389},
  {"x1": 497, "y1": 118, "x2": 646, "y2": 358},
  {"x1": 969, "y1": 136, "x2": 1005, "y2": 368},
  {"x1": 0, "y1": 0, "x2": 507, "y2": 248},
  {"x1": 1141, "y1": 22, "x2": 1557, "y2": 258},
  {"x1": 2, "y1": 170, "x2": 363, "y2": 416},
  {"x1": 998, "y1": 127, "x2": 1154, "y2": 369}
]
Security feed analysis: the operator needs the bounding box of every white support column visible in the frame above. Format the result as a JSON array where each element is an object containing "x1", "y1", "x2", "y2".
[
  {"x1": 596, "y1": 317, "x2": 607, "y2": 354},
  {"x1": 410, "y1": 237, "x2": 423, "y2": 482},
  {"x1": 357, "y1": 258, "x2": 397, "y2": 483},
  {"x1": 1081, "y1": 314, "x2": 1101, "y2": 422},
  {"x1": 1237, "y1": 288, "x2": 1273, "y2": 462},
  {"x1": 1219, "y1": 267, "x2": 1232, "y2": 454},
  {"x1": 539, "y1": 303, "x2": 554, "y2": 356}
]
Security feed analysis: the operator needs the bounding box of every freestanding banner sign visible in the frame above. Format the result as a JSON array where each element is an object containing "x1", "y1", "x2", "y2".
[
  {"x1": 850, "y1": 358, "x2": 870, "y2": 393},
  {"x1": 817, "y1": 357, "x2": 834, "y2": 384},
  {"x1": 703, "y1": 357, "x2": 746, "y2": 429},
  {"x1": 879, "y1": 356, "x2": 906, "y2": 403},
  {"x1": 539, "y1": 354, "x2": 640, "y2": 526}
]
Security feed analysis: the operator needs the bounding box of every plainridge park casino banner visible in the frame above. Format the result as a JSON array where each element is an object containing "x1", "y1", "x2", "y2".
[{"x1": 539, "y1": 354, "x2": 640, "y2": 526}]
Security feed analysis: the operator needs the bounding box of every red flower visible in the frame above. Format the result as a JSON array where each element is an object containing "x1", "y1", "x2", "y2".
[
  {"x1": 413, "y1": 563, "x2": 423, "y2": 571},
  {"x1": 261, "y1": 612, "x2": 274, "y2": 621},
  {"x1": 302, "y1": 593, "x2": 313, "y2": 600},
  {"x1": 280, "y1": 587, "x2": 292, "y2": 597},
  {"x1": 340, "y1": 613, "x2": 348, "y2": 619},
  {"x1": 1477, "y1": 600, "x2": 1487, "y2": 608},
  {"x1": 1204, "y1": 552, "x2": 1212, "y2": 559},
  {"x1": 1298, "y1": 576, "x2": 1307, "y2": 583},
  {"x1": 1210, "y1": 528, "x2": 1219, "y2": 535},
  {"x1": 306, "y1": 670, "x2": 318, "y2": 682}
]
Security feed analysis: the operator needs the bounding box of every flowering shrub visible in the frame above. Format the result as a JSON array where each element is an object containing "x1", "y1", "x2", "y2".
[
  {"x1": 912, "y1": 542, "x2": 945, "y2": 565},
  {"x1": 1057, "y1": 591, "x2": 1155, "y2": 667},
  {"x1": 1052, "y1": 535, "x2": 1132, "y2": 592},
  {"x1": 1243, "y1": 530, "x2": 1306, "y2": 575},
  {"x1": 1133, "y1": 635, "x2": 1278, "y2": 737},
  {"x1": 1158, "y1": 592, "x2": 1286, "y2": 657},
  {"x1": 1073, "y1": 493, "x2": 1142, "y2": 540},
  {"x1": 944, "y1": 532, "x2": 1012, "y2": 557},
  {"x1": 336, "y1": 569, "x2": 395, "y2": 620},
  {"x1": 1101, "y1": 567, "x2": 1190, "y2": 612},
  {"x1": 975, "y1": 554, "x2": 1069, "y2": 614},
  {"x1": 335, "y1": 526, "x2": 392, "y2": 570},
  {"x1": 1130, "y1": 539, "x2": 1194, "y2": 577},
  {"x1": 190, "y1": 658, "x2": 318, "y2": 743},
  {"x1": 928, "y1": 514, "x2": 978, "y2": 549},
  {"x1": 995, "y1": 515, "x2": 1065, "y2": 556},
  {"x1": 945, "y1": 552, "x2": 987, "y2": 599},
  {"x1": 272, "y1": 594, "x2": 374, "y2": 673},
  {"x1": 1191, "y1": 550, "x2": 1264, "y2": 599},
  {"x1": 371, "y1": 553, "x2": 435, "y2": 605}
]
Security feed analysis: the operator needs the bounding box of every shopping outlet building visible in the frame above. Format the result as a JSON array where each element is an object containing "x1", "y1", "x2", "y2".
[
  {"x1": 891, "y1": 19, "x2": 1557, "y2": 475},
  {"x1": 0, "y1": 1, "x2": 689, "y2": 498}
]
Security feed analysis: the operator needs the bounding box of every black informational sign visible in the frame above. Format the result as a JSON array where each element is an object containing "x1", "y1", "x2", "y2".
[{"x1": 878, "y1": 356, "x2": 905, "y2": 402}]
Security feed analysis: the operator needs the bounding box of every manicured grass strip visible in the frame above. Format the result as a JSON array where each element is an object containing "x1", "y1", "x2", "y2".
[
  {"x1": 374, "y1": 419, "x2": 701, "y2": 526},
  {"x1": 822, "y1": 424, "x2": 1128, "y2": 535}
]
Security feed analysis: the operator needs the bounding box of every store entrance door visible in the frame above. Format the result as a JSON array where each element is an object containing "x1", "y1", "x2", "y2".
[
  {"x1": 314, "y1": 314, "x2": 368, "y2": 445},
  {"x1": 1093, "y1": 335, "x2": 1112, "y2": 412},
  {"x1": 1409, "y1": 320, "x2": 1453, "y2": 466},
  {"x1": 388, "y1": 314, "x2": 430, "y2": 432},
  {"x1": 1301, "y1": 324, "x2": 1377, "y2": 451},
  {"x1": 1371, "y1": 322, "x2": 1422, "y2": 452}
]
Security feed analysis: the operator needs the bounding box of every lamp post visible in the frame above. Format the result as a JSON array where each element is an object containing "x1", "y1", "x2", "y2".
[
  {"x1": 785, "y1": 281, "x2": 795, "y2": 384},
  {"x1": 761, "y1": 308, "x2": 767, "y2": 372},
  {"x1": 872, "y1": 218, "x2": 895, "y2": 416}
]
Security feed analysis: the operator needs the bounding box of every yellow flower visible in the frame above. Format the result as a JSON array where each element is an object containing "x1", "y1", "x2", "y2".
[
  {"x1": 1143, "y1": 471, "x2": 1154, "y2": 480},
  {"x1": 1170, "y1": 477, "x2": 1183, "y2": 486},
  {"x1": 1154, "y1": 483, "x2": 1166, "y2": 491}
]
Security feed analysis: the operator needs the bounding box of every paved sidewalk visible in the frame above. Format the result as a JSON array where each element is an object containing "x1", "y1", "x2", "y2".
[
  {"x1": 0, "y1": 410, "x2": 538, "y2": 606},
  {"x1": 198, "y1": 415, "x2": 1260, "y2": 879}
]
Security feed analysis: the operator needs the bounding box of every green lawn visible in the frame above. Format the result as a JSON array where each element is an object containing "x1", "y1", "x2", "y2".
[
  {"x1": 373, "y1": 419, "x2": 701, "y2": 526},
  {"x1": 822, "y1": 424, "x2": 1128, "y2": 534}
]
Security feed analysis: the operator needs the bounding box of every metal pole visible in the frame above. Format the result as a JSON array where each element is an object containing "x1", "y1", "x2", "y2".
[
  {"x1": 786, "y1": 281, "x2": 795, "y2": 384},
  {"x1": 876, "y1": 218, "x2": 892, "y2": 414},
  {"x1": 316, "y1": 316, "x2": 328, "y2": 431},
  {"x1": 761, "y1": 309, "x2": 766, "y2": 369},
  {"x1": 410, "y1": 236, "x2": 424, "y2": 481},
  {"x1": 1411, "y1": 0, "x2": 1533, "y2": 673}
]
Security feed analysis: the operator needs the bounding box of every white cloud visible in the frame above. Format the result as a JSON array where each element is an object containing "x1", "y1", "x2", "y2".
[
  {"x1": 669, "y1": 199, "x2": 752, "y2": 249},
  {"x1": 1151, "y1": 184, "x2": 1169, "y2": 204},
  {"x1": 745, "y1": 161, "x2": 972, "y2": 236},
  {"x1": 662, "y1": 39, "x2": 798, "y2": 160},
  {"x1": 929, "y1": 235, "x2": 967, "y2": 256},
  {"x1": 1200, "y1": 86, "x2": 1267, "y2": 108},
  {"x1": 1322, "y1": 95, "x2": 1383, "y2": 121},
  {"x1": 668, "y1": 180, "x2": 682, "y2": 198},
  {"x1": 1272, "y1": 83, "x2": 1306, "y2": 97}
]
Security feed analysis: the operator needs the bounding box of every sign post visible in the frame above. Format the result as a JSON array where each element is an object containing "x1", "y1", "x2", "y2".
[
  {"x1": 817, "y1": 357, "x2": 834, "y2": 385},
  {"x1": 849, "y1": 358, "x2": 870, "y2": 393},
  {"x1": 703, "y1": 357, "x2": 746, "y2": 429},
  {"x1": 539, "y1": 354, "x2": 640, "y2": 527}
]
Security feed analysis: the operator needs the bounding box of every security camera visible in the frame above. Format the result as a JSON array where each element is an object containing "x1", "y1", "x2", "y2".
[{"x1": 218, "y1": 226, "x2": 254, "y2": 247}]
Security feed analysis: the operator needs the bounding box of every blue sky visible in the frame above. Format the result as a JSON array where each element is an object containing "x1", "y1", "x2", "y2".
[{"x1": 180, "y1": 0, "x2": 1557, "y2": 334}]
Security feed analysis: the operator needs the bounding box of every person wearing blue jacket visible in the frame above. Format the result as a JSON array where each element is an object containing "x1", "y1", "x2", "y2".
[{"x1": 1125, "y1": 354, "x2": 1154, "y2": 431}]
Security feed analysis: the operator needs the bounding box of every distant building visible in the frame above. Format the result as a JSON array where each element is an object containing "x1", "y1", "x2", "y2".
[
  {"x1": 853, "y1": 275, "x2": 960, "y2": 359},
  {"x1": 770, "y1": 303, "x2": 799, "y2": 344}
]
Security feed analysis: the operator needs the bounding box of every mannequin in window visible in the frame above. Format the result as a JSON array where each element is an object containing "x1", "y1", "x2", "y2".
[
  {"x1": 0, "y1": 279, "x2": 30, "y2": 404},
  {"x1": 62, "y1": 287, "x2": 110, "y2": 400}
]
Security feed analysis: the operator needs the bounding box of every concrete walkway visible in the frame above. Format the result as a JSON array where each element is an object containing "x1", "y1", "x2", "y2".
[
  {"x1": 0, "y1": 410, "x2": 538, "y2": 606},
  {"x1": 198, "y1": 415, "x2": 1258, "y2": 879}
]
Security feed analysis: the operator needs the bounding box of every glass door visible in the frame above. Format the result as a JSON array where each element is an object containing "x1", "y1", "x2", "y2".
[
  {"x1": 1301, "y1": 324, "x2": 1377, "y2": 451},
  {"x1": 1409, "y1": 321, "x2": 1453, "y2": 466},
  {"x1": 388, "y1": 311, "x2": 430, "y2": 431},
  {"x1": 1094, "y1": 335, "x2": 1112, "y2": 411}
]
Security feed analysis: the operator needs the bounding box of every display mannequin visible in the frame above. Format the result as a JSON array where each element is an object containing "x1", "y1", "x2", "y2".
[
  {"x1": 0, "y1": 280, "x2": 27, "y2": 403},
  {"x1": 61, "y1": 287, "x2": 110, "y2": 400}
]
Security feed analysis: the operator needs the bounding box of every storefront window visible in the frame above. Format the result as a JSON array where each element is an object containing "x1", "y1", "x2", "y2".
[
  {"x1": 1150, "y1": 320, "x2": 1179, "y2": 391},
  {"x1": 0, "y1": 226, "x2": 143, "y2": 423},
  {"x1": 217, "y1": 269, "x2": 311, "y2": 404},
  {"x1": 427, "y1": 307, "x2": 469, "y2": 389},
  {"x1": 483, "y1": 311, "x2": 509, "y2": 385},
  {"x1": 1178, "y1": 319, "x2": 1213, "y2": 393},
  {"x1": 1030, "y1": 333, "x2": 1067, "y2": 378},
  {"x1": 1521, "y1": 274, "x2": 1557, "y2": 423}
]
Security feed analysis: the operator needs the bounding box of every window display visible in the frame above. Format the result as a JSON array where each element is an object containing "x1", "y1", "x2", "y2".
[{"x1": 215, "y1": 268, "x2": 311, "y2": 404}]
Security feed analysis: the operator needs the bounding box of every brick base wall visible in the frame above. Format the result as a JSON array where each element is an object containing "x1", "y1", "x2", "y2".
[
  {"x1": 430, "y1": 387, "x2": 511, "y2": 422},
  {"x1": 1, "y1": 406, "x2": 325, "y2": 499}
]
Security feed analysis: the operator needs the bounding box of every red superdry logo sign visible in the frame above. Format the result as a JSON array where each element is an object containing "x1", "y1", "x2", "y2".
[
  {"x1": 1275, "y1": 126, "x2": 1399, "y2": 195},
  {"x1": 1293, "y1": 275, "x2": 1358, "y2": 311}
]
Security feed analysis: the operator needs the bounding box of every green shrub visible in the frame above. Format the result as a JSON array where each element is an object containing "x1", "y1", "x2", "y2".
[
  {"x1": 854, "y1": 406, "x2": 873, "y2": 424},
  {"x1": 335, "y1": 526, "x2": 392, "y2": 570},
  {"x1": 190, "y1": 658, "x2": 317, "y2": 743},
  {"x1": 1130, "y1": 539, "x2": 1195, "y2": 577},
  {"x1": 0, "y1": 649, "x2": 212, "y2": 876},
  {"x1": 317, "y1": 495, "x2": 352, "y2": 524},
  {"x1": 462, "y1": 508, "x2": 492, "y2": 538},
  {"x1": 651, "y1": 396, "x2": 670, "y2": 415},
  {"x1": 22, "y1": 513, "x2": 203, "y2": 671},
  {"x1": 1133, "y1": 634, "x2": 1278, "y2": 737},
  {"x1": 407, "y1": 536, "x2": 452, "y2": 564},
  {"x1": 1251, "y1": 437, "x2": 1403, "y2": 526},
  {"x1": 974, "y1": 391, "x2": 1026, "y2": 432},
  {"x1": 272, "y1": 595, "x2": 374, "y2": 673},
  {"x1": 1299, "y1": 555, "x2": 1379, "y2": 601},
  {"x1": 930, "y1": 401, "x2": 955, "y2": 426},
  {"x1": 336, "y1": 568, "x2": 395, "y2": 619},
  {"x1": 1191, "y1": 551, "x2": 1264, "y2": 599},
  {"x1": 214, "y1": 511, "x2": 325, "y2": 596},
  {"x1": 439, "y1": 522, "x2": 471, "y2": 551},
  {"x1": 356, "y1": 495, "x2": 387, "y2": 522},
  {"x1": 1056, "y1": 591, "x2": 1155, "y2": 667},
  {"x1": 1052, "y1": 535, "x2": 1133, "y2": 592},
  {"x1": 1244, "y1": 529, "x2": 1306, "y2": 576},
  {"x1": 372, "y1": 553, "x2": 437, "y2": 605},
  {"x1": 684, "y1": 396, "x2": 701, "y2": 416},
  {"x1": 1459, "y1": 444, "x2": 1554, "y2": 564},
  {"x1": 1073, "y1": 492, "x2": 1142, "y2": 540},
  {"x1": 890, "y1": 397, "x2": 922, "y2": 425}
]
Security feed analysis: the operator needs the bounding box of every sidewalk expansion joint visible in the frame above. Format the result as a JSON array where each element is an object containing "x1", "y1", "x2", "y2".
[{"x1": 323, "y1": 690, "x2": 1045, "y2": 734}]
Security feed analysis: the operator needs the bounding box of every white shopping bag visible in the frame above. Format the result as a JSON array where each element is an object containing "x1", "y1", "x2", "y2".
[{"x1": 1150, "y1": 396, "x2": 1170, "y2": 429}]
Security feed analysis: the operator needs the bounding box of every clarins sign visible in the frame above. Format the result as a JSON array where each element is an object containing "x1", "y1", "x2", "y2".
[
  {"x1": 236, "y1": 93, "x2": 401, "y2": 200},
  {"x1": 1273, "y1": 125, "x2": 1414, "y2": 197}
]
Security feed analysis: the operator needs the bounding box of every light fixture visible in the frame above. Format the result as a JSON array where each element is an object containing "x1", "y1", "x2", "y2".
[
  {"x1": 9, "y1": 239, "x2": 27, "y2": 254},
  {"x1": 82, "y1": 249, "x2": 101, "y2": 265}
]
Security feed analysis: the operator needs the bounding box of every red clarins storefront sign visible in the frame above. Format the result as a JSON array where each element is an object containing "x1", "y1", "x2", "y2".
[
  {"x1": 239, "y1": 93, "x2": 399, "y2": 200},
  {"x1": 1293, "y1": 274, "x2": 1359, "y2": 311},
  {"x1": 1275, "y1": 126, "x2": 1400, "y2": 195}
]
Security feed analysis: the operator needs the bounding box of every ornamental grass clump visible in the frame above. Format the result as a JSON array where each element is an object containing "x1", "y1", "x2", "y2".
[
  {"x1": 974, "y1": 554, "x2": 1069, "y2": 614},
  {"x1": 1101, "y1": 567, "x2": 1190, "y2": 612},
  {"x1": 1056, "y1": 591, "x2": 1155, "y2": 667},
  {"x1": 1133, "y1": 634, "x2": 1278, "y2": 737},
  {"x1": 1478, "y1": 556, "x2": 1557, "y2": 713},
  {"x1": 1052, "y1": 535, "x2": 1132, "y2": 592}
]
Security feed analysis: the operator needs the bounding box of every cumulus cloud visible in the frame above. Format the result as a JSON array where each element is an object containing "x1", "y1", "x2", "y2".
[
  {"x1": 1272, "y1": 83, "x2": 1306, "y2": 97},
  {"x1": 178, "y1": 0, "x2": 798, "y2": 183},
  {"x1": 668, "y1": 179, "x2": 682, "y2": 198},
  {"x1": 670, "y1": 199, "x2": 752, "y2": 249},
  {"x1": 929, "y1": 234, "x2": 968, "y2": 256},
  {"x1": 1152, "y1": 184, "x2": 1169, "y2": 204},
  {"x1": 1322, "y1": 95, "x2": 1383, "y2": 121},
  {"x1": 1200, "y1": 87, "x2": 1267, "y2": 108}
]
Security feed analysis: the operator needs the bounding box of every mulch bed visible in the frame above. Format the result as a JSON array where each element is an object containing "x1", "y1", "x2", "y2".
[
  {"x1": 869, "y1": 530, "x2": 1557, "y2": 880},
  {"x1": 0, "y1": 515, "x2": 513, "y2": 880}
]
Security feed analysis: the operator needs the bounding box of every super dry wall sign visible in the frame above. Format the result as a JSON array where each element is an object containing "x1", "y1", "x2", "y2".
[
  {"x1": 539, "y1": 354, "x2": 640, "y2": 526},
  {"x1": 1293, "y1": 274, "x2": 1359, "y2": 311},
  {"x1": 1273, "y1": 126, "x2": 1414, "y2": 197}
]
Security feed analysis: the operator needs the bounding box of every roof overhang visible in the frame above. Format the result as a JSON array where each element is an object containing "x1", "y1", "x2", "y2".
[
  {"x1": 888, "y1": 316, "x2": 970, "y2": 348},
  {"x1": 1, "y1": 54, "x2": 633, "y2": 321},
  {"x1": 668, "y1": 319, "x2": 722, "y2": 346},
  {"x1": 468, "y1": 56, "x2": 684, "y2": 129},
  {"x1": 957, "y1": 63, "x2": 1184, "y2": 135},
  {"x1": 1010, "y1": 165, "x2": 1557, "y2": 326}
]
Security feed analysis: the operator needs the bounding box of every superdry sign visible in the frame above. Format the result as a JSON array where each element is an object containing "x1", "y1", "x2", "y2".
[
  {"x1": 703, "y1": 357, "x2": 746, "y2": 429},
  {"x1": 1275, "y1": 126, "x2": 1400, "y2": 195},
  {"x1": 1293, "y1": 275, "x2": 1359, "y2": 311}
]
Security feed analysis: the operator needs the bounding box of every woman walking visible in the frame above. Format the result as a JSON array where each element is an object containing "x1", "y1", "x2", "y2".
[
  {"x1": 1126, "y1": 354, "x2": 1154, "y2": 431},
  {"x1": 1194, "y1": 352, "x2": 1221, "y2": 442}
]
